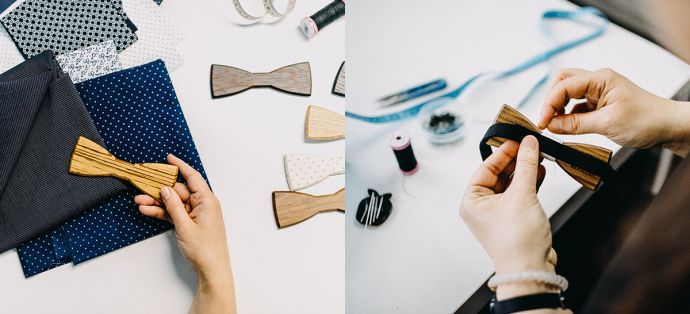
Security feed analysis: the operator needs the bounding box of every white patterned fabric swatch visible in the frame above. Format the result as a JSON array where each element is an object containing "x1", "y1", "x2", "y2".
[
  {"x1": 0, "y1": 0, "x2": 138, "y2": 58},
  {"x1": 119, "y1": 0, "x2": 184, "y2": 72},
  {"x1": 0, "y1": 25, "x2": 23, "y2": 73},
  {"x1": 56, "y1": 41, "x2": 123, "y2": 84},
  {"x1": 284, "y1": 154, "x2": 345, "y2": 191}
]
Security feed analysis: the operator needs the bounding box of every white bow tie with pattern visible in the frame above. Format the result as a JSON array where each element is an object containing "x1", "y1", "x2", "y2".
[{"x1": 283, "y1": 153, "x2": 345, "y2": 191}]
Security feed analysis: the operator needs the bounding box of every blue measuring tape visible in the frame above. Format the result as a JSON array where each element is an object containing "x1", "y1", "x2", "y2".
[{"x1": 345, "y1": 7, "x2": 609, "y2": 124}]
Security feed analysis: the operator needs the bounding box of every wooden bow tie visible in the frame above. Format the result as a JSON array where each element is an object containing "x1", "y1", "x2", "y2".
[
  {"x1": 272, "y1": 188, "x2": 345, "y2": 228},
  {"x1": 305, "y1": 105, "x2": 345, "y2": 141},
  {"x1": 211, "y1": 62, "x2": 312, "y2": 97},
  {"x1": 69, "y1": 136, "x2": 179, "y2": 200},
  {"x1": 484, "y1": 105, "x2": 613, "y2": 190}
]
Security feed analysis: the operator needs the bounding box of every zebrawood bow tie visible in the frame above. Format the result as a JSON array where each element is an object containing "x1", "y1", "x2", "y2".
[
  {"x1": 211, "y1": 62, "x2": 312, "y2": 98},
  {"x1": 481, "y1": 105, "x2": 618, "y2": 191},
  {"x1": 70, "y1": 136, "x2": 179, "y2": 200}
]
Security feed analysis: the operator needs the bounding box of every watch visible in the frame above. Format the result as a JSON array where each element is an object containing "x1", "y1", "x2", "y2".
[{"x1": 490, "y1": 293, "x2": 566, "y2": 314}]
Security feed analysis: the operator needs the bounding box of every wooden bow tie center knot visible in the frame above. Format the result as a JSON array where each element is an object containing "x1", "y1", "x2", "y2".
[
  {"x1": 211, "y1": 62, "x2": 312, "y2": 97},
  {"x1": 485, "y1": 105, "x2": 613, "y2": 190},
  {"x1": 69, "y1": 136, "x2": 179, "y2": 200}
]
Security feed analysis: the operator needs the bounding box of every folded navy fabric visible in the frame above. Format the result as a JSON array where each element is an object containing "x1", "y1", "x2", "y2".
[
  {"x1": 18, "y1": 59, "x2": 208, "y2": 277},
  {"x1": 0, "y1": 51, "x2": 127, "y2": 253}
]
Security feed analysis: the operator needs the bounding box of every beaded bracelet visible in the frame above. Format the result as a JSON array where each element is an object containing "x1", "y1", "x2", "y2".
[{"x1": 488, "y1": 270, "x2": 569, "y2": 292}]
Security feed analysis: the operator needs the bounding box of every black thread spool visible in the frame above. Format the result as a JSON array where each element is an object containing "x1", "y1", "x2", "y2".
[
  {"x1": 299, "y1": 0, "x2": 345, "y2": 39},
  {"x1": 390, "y1": 130, "x2": 419, "y2": 175}
]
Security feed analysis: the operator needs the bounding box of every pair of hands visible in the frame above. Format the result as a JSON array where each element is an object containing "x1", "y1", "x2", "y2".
[{"x1": 461, "y1": 68, "x2": 690, "y2": 299}]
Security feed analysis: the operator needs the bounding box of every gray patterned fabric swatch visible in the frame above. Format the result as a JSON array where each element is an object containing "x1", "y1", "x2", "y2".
[
  {"x1": 0, "y1": 51, "x2": 128, "y2": 253},
  {"x1": 56, "y1": 41, "x2": 122, "y2": 84},
  {"x1": 0, "y1": 25, "x2": 22, "y2": 73},
  {"x1": 0, "y1": 0, "x2": 138, "y2": 58},
  {"x1": 119, "y1": 0, "x2": 184, "y2": 72}
]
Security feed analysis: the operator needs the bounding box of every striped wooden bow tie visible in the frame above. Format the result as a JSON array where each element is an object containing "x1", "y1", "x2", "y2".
[
  {"x1": 69, "y1": 136, "x2": 178, "y2": 200},
  {"x1": 211, "y1": 62, "x2": 312, "y2": 98},
  {"x1": 482, "y1": 105, "x2": 615, "y2": 190}
]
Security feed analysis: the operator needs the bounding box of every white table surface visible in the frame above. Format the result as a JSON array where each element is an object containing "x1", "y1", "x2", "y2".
[
  {"x1": 345, "y1": 1, "x2": 690, "y2": 313},
  {"x1": 0, "y1": 1, "x2": 344, "y2": 313}
]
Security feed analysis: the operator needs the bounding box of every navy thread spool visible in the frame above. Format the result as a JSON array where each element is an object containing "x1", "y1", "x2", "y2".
[
  {"x1": 299, "y1": 0, "x2": 345, "y2": 39},
  {"x1": 390, "y1": 130, "x2": 419, "y2": 175}
]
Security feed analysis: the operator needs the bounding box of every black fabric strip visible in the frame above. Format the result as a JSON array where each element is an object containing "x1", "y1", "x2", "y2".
[
  {"x1": 492, "y1": 293, "x2": 564, "y2": 314},
  {"x1": 480, "y1": 123, "x2": 624, "y2": 193}
]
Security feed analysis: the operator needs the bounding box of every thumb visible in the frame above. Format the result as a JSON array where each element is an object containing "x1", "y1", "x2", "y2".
[
  {"x1": 160, "y1": 186, "x2": 192, "y2": 227},
  {"x1": 547, "y1": 111, "x2": 601, "y2": 135},
  {"x1": 510, "y1": 135, "x2": 540, "y2": 193}
]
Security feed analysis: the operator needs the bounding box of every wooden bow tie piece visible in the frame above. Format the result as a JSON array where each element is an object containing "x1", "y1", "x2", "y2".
[
  {"x1": 69, "y1": 136, "x2": 179, "y2": 200},
  {"x1": 272, "y1": 188, "x2": 345, "y2": 228},
  {"x1": 305, "y1": 105, "x2": 345, "y2": 141},
  {"x1": 485, "y1": 105, "x2": 613, "y2": 190},
  {"x1": 332, "y1": 61, "x2": 345, "y2": 96},
  {"x1": 210, "y1": 62, "x2": 312, "y2": 98},
  {"x1": 284, "y1": 153, "x2": 344, "y2": 191}
]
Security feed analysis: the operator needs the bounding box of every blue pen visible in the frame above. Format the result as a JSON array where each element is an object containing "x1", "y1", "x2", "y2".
[{"x1": 377, "y1": 79, "x2": 448, "y2": 107}]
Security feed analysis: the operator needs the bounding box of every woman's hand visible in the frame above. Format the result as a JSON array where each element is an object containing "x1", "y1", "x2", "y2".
[
  {"x1": 134, "y1": 154, "x2": 236, "y2": 314},
  {"x1": 539, "y1": 68, "x2": 690, "y2": 156},
  {"x1": 460, "y1": 136, "x2": 557, "y2": 299}
]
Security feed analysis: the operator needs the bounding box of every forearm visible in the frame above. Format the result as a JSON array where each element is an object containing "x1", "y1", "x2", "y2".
[
  {"x1": 663, "y1": 100, "x2": 690, "y2": 157},
  {"x1": 190, "y1": 264, "x2": 237, "y2": 314}
]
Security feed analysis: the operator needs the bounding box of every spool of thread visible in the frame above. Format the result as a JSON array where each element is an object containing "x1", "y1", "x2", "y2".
[
  {"x1": 299, "y1": 0, "x2": 345, "y2": 39},
  {"x1": 390, "y1": 130, "x2": 419, "y2": 175}
]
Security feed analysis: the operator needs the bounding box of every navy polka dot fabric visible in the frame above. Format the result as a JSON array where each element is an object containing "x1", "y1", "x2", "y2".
[{"x1": 17, "y1": 60, "x2": 208, "y2": 277}]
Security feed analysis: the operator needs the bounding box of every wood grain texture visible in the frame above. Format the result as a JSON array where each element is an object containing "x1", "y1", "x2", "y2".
[
  {"x1": 272, "y1": 188, "x2": 345, "y2": 228},
  {"x1": 69, "y1": 136, "x2": 178, "y2": 200},
  {"x1": 486, "y1": 104, "x2": 612, "y2": 190},
  {"x1": 556, "y1": 143, "x2": 612, "y2": 190},
  {"x1": 211, "y1": 62, "x2": 312, "y2": 97},
  {"x1": 332, "y1": 61, "x2": 345, "y2": 96},
  {"x1": 305, "y1": 105, "x2": 345, "y2": 141}
]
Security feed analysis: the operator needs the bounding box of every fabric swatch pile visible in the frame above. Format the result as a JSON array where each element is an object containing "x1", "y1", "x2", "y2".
[{"x1": 0, "y1": 0, "x2": 204, "y2": 278}]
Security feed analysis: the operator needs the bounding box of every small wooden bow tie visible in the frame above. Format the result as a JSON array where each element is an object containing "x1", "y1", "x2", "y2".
[
  {"x1": 332, "y1": 61, "x2": 345, "y2": 96},
  {"x1": 211, "y1": 62, "x2": 312, "y2": 98},
  {"x1": 305, "y1": 105, "x2": 345, "y2": 141},
  {"x1": 484, "y1": 105, "x2": 613, "y2": 190},
  {"x1": 69, "y1": 136, "x2": 179, "y2": 200},
  {"x1": 272, "y1": 188, "x2": 345, "y2": 228}
]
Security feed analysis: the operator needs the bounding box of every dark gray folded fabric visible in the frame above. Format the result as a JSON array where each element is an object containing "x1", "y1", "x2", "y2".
[{"x1": 0, "y1": 51, "x2": 127, "y2": 253}]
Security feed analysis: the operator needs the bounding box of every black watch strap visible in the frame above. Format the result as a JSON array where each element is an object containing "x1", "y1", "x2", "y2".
[{"x1": 490, "y1": 293, "x2": 565, "y2": 314}]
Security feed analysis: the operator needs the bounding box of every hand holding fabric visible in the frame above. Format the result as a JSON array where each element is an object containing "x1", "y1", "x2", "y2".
[
  {"x1": 539, "y1": 68, "x2": 690, "y2": 156},
  {"x1": 460, "y1": 136, "x2": 558, "y2": 300},
  {"x1": 134, "y1": 154, "x2": 236, "y2": 314}
]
